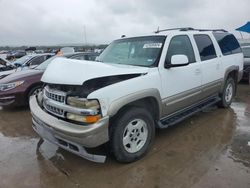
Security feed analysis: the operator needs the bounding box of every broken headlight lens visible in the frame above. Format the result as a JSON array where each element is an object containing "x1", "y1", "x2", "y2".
[
  {"x1": 0, "y1": 81, "x2": 24, "y2": 91},
  {"x1": 66, "y1": 97, "x2": 101, "y2": 123},
  {"x1": 67, "y1": 97, "x2": 100, "y2": 110}
]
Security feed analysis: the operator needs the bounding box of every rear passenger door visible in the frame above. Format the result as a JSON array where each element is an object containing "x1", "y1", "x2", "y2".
[
  {"x1": 193, "y1": 34, "x2": 222, "y2": 99},
  {"x1": 160, "y1": 35, "x2": 202, "y2": 116}
]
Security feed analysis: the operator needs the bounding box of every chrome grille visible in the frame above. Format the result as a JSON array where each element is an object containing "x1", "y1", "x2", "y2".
[
  {"x1": 43, "y1": 86, "x2": 67, "y2": 117},
  {"x1": 43, "y1": 102, "x2": 64, "y2": 116},
  {"x1": 44, "y1": 87, "x2": 66, "y2": 103}
]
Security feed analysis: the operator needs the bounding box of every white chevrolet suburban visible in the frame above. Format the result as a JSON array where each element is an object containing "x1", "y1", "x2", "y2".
[{"x1": 30, "y1": 28, "x2": 243, "y2": 163}]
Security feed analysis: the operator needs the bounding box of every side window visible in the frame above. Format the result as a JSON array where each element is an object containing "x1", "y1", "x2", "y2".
[
  {"x1": 165, "y1": 35, "x2": 195, "y2": 64},
  {"x1": 29, "y1": 56, "x2": 46, "y2": 65},
  {"x1": 213, "y1": 33, "x2": 242, "y2": 55},
  {"x1": 194, "y1": 34, "x2": 217, "y2": 61},
  {"x1": 87, "y1": 55, "x2": 98, "y2": 61},
  {"x1": 46, "y1": 55, "x2": 53, "y2": 59},
  {"x1": 71, "y1": 54, "x2": 86, "y2": 60}
]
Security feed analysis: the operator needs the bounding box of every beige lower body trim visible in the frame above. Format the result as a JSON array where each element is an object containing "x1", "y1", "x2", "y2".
[{"x1": 162, "y1": 79, "x2": 222, "y2": 116}]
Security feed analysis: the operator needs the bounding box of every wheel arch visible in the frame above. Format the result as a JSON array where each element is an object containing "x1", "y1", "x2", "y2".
[
  {"x1": 220, "y1": 66, "x2": 239, "y2": 95},
  {"x1": 108, "y1": 89, "x2": 162, "y2": 122},
  {"x1": 25, "y1": 82, "x2": 43, "y2": 102}
]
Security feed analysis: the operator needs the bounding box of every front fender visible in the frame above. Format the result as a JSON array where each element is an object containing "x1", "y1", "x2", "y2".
[{"x1": 107, "y1": 88, "x2": 162, "y2": 117}]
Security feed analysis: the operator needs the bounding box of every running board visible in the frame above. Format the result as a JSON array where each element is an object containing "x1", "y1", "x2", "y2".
[{"x1": 158, "y1": 96, "x2": 221, "y2": 129}]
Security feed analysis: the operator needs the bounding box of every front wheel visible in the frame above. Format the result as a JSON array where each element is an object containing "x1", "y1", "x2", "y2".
[
  {"x1": 218, "y1": 77, "x2": 235, "y2": 108},
  {"x1": 28, "y1": 86, "x2": 42, "y2": 99},
  {"x1": 110, "y1": 107, "x2": 155, "y2": 163}
]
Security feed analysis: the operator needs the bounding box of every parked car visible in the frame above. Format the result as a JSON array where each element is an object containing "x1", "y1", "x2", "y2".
[
  {"x1": 6, "y1": 51, "x2": 26, "y2": 60},
  {"x1": 0, "y1": 57, "x2": 16, "y2": 79},
  {"x1": 0, "y1": 52, "x2": 99, "y2": 107},
  {"x1": 29, "y1": 28, "x2": 243, "y2": 163},
  {"x1": 0, "y1": 57, "x2": 15, "y2": 71},
  {"x1": 241, "y1": 46, "x2": 250, "y2": 82},
  {"x1": 0, "y1": 53, "x2": 54, "y2": 80},
  {"x1": 12, "y1": 53, "x2": 54, "y2": 68}
]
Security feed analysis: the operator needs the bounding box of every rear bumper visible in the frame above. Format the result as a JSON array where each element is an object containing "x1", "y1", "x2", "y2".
[
  {"x1": 29, "y1": 95, "x2": 109, "y2": 162},
  {"x1": 242, "y1": 65, "x2": 250, "y2": 81}
]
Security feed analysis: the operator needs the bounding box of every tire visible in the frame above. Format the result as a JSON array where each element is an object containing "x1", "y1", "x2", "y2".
[
  {"x1": 218, "y1": 77, "x2": 235, "y2": 108},
  {"x1": 28, "y1": 86, "x2": 42, "y2": 100},
  {"x1": 110, "y1": 107, "x2": 155, "y2": 163}
]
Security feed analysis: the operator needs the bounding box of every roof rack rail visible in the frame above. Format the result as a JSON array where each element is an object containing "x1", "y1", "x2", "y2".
[
  {"x1": 154, "y1": 27, "x2": 228, "y2": 33},
  {"x1": 195, "y1": 29, "x2": 228, "y2": 32},
  {"x1": 154, "y1": 27, "x2": 194, "y2": 33}
]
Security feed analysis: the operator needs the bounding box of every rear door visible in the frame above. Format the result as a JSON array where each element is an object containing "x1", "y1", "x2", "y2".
[
  {"x1": 160, "y1": 34, "x2": 202, "y2": 116},
  {"x1": 193, "y1": 34, "x2": 222, "y2": 99}
]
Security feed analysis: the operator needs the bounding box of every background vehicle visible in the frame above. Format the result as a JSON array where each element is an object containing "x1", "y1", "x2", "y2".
[
  {"x1": 241, "y1": 46, "x2": 250, "y2": 82},
  {"x1": 6, "y1": 51, "x2": 26, "y2": 60},
  {"x1": 0, "y1": 57, "x2": 15, "y2": 71},
  {"x1": 12, "y1": 53, "x2": 54, "y2": 68},
  {"x1": 0, "y1": 52, "x2": 99, "y2": 107},
  {"x1": 0, "y1": 53, "x2": 53, "y2": 80},
  {"x1": 30, "y1": 28, "x2": 243, "y2": 163}
]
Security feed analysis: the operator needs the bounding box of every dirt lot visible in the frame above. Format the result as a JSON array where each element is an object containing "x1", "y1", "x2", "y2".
[{"x1": 0, "y1": 84, "x2": 250, "y2": 188}]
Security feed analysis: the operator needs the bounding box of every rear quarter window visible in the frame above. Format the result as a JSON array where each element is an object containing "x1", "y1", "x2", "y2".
[
  {"x1": 194, "y1": 34, "x2": 217, "y2": 61},
  {"x1": 213, "y1": 33, "x2": 242, "y2": 55}
]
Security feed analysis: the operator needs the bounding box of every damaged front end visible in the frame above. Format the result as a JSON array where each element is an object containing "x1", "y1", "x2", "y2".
[{"x1": 31, "y1": 73, "x2": 143, "y2": 163}]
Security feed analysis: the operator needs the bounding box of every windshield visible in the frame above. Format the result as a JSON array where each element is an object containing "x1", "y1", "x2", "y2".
[
  {"x1": 13, "y1": 55, "x2": 33, "y2": 65},
  {"x1": 242, "y1": 47, "x2": 250, "y2": 58},
  {"x1": 97, "y1": 36, "x2": 165, "y2": 67},
  {"x1": 0, "y1": 58, "x2": 7, "y2": 66},
  {"x1": 35, "y1": 56, "x2": 63, "y2": 70}
]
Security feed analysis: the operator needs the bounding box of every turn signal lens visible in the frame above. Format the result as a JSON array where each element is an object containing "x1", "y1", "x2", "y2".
[{"x1": 66, "y1": 113, "x2": 101, "y2": 124}]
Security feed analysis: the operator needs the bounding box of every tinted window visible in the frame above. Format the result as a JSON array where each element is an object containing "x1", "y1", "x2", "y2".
[
  {"x1": 194, "y1": 35, "x2": 217, "y2": 61},
  {"x1": 29, "y1": 55, "x2": 47, "y2": 65},
  {"x1": 87, "y1": 55, "x2": 98, "y2": 61},
  {"x1": 71, "y1": 54, "x2": 85, "y2": 60},
  {"x1": 165, "y1": 35, "x2": 195, "y2": 64},
  {"x1": 213, "y1": 33, "x2": 241, "y2": 55}
]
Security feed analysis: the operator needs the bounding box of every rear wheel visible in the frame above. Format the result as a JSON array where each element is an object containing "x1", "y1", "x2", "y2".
[
  {"x1": 110, "y1": 107, "x2": 155, "y2": 163},
  {"x1": 218, "y1": 77, "x2": 235, "y2": 108}
]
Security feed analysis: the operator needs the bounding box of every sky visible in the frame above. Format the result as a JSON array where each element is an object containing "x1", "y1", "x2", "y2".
[{"x1": 0, "y1": 0, "x2": 249, "y2": 46}]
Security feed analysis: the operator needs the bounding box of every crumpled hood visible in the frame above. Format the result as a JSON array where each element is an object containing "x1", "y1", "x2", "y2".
[{"x1": 42, "y1": 58, "x2": 149, "y2": 85}]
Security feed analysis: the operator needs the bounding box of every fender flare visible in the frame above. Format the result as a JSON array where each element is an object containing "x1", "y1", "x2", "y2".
[
  {"x1": 220, "y1": 65, "x2": 239, "y2": 93},
  {"x1": 107, "y1": 88, "x2": 162, "y2": 118}
]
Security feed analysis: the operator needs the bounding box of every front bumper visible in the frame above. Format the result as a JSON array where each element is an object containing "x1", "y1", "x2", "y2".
[
  {"x1": 0, "y1": 92, "x2": 26, "y2": 106},
  {"x1": 29, "y1": 95, "x2": 110, "y2": 162}
]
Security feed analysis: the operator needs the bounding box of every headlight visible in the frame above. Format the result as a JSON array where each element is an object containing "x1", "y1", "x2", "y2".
[
  {"x1": 67, "y1": 97, "x2": 100, "y2": 111},
  {"x1": 66, "y1": 97, "x2": 101, "y2": 123},
  {"x1": 0, "y1": 81, "x2": 24, "y2": 92}
]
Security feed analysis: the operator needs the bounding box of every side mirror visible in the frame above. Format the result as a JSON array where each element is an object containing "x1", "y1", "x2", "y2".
[{"x1": 165, "y1": 55, "x2": 189, "y2": 68}]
